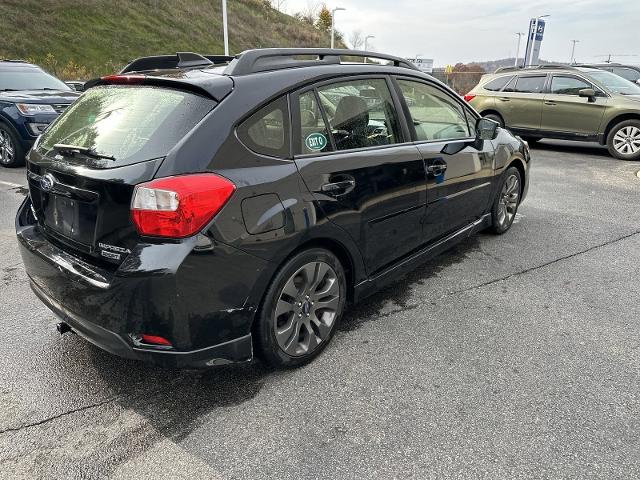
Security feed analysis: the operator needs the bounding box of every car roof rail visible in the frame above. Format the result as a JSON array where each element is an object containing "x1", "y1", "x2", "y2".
[
  {"x1": 0, "y1": 59, "x2": 29, "y2": 63},
  {"x1": 224, "y1": 48, "x2": 420, "y2": 75},
  {"x1": 494, "y1": 64, "x2": 580, "y2": 73},
  {"x1": 120, "y1": 52, "x2": 234, "y2": 74}
]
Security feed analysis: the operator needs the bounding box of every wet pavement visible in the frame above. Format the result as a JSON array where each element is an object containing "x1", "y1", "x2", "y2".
[{"x1": 0, "y1": 140, "x2": 639, "y2": 479}]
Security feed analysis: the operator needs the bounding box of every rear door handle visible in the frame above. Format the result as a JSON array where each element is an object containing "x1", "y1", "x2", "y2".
[
  {"x1": 544, "y1": 101, "x2": 557, "y2": 106},
  {"x1": 321, "y1": 179, "x2": 355, "y2": 194},
  {"x1": 498, "y1": 97, "x2": 510, "y2": 102}
]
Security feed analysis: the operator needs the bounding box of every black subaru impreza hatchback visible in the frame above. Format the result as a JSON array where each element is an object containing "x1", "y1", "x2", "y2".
[{"x1": 16, "y1": 49, "x2": 530, "y2": 368}]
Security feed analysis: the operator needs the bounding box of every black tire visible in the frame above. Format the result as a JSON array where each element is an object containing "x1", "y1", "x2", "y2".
[
  {"x1": 0, "y1": 122, "x2": 25, "y2": 168},
  {"x1": 254, "y1": 248, "x2": 347, "y2": 368},
  {"x1": 606, "y1": 119, "x2": 640, "y2": 161},
  {"x1": 483, "y1": 112, "x2": 504, "y2": 128},
  {"x1": 490, "y1": 166, "x2": 522, "y2": 235}
]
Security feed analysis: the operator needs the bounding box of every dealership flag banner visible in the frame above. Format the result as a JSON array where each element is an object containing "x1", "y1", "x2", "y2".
[{"x1": 523, "y1": 18, "x2": 545, "y2": 66}]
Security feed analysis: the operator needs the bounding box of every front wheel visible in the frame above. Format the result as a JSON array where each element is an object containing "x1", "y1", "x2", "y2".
[
  {"x1": 490, "y1": 167, "x2": 522, "y2": 234},
  {"x1": 254, "y1": 248, "x2": 347, "y2": 368},
  {"x1": 607, "y1": 120, "x2": 640, "y2": 161},
  {"x1": 0, "y1": 123, "x2": 25, "y2": 168}
]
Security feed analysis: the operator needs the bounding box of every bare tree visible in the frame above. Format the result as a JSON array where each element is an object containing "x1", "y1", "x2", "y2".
[
  {"x1": 270, "y1": 0, "x2": 287, "y2": 11},
  {"x1": 296, "y1": 0, "x2": 321, "y2": 25},
  {"x1": 349, "y1": 30, "x2": 364, "y2": 50}
]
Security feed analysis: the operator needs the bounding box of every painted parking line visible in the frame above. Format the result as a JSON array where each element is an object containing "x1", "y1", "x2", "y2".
[{"x1": 0, "y1": 180, "x2": 25, "y2": 189}]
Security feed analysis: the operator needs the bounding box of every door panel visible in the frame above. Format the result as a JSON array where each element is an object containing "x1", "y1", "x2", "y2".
[
  {"x1": 542, "y1": 75, "x2": 608, "y2": 135},
  {"x1": 418, "y1": 141, "x2": 495, "y2": 242},
  {"x1": 498, "y1": 75, "x2": 547, "y2": 130},
  {"x1": 295, "y1": 146, "x2": 426, "y2": 273},
  {"x1": 293, "y1": 77, "x2": 427, "y2": 274},
  {"x1": 395, "y1": 78, "x2": 495, "y2": 242}
]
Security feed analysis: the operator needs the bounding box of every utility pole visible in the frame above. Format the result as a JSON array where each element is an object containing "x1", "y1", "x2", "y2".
[
  {"x1": 222, "y1": 0, "x2": 229, "y2": 56},
  {"x1": 331, "y1": 7, "x2": 346, "y2": 49},
  {"x1": 364, "y1": 35, "x2": 375, "y2": 63},
  {"x1": 514, "y1": 32, "x2": 524, "y2": 66},
  {"x1": 570, "y1": 40, "x2": 579, "y2": 64}
]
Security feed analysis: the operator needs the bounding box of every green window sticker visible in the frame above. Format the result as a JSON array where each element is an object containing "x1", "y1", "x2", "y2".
[{"x1": 305, "y1": 132, "x2": 328, "y2": 152}]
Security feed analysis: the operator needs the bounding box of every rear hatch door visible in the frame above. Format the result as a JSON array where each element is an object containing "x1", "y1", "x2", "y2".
[{"x1": 27, "y1": 85, "x2": 218, "y2": 267}]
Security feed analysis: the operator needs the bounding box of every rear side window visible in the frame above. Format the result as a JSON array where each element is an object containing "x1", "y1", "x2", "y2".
[
  {"x1": 550, "y1": 75, "x2": 591, "y2": 95},
  {"x1": 513, "y1": 76, "x2": 546, "y2": 93},
  {"x1": 298, "y1": 90, "x2": 333, "y2": 154},
  {"x1": 316, "y1": 78, "x2": 401, "y2": 152},
  {"x1": 237, "y1": 96, "x2": 290, "y2": 158},
  {"x1": 483, "y1": 75, "x2": 513, "y2": 91},
  {"x1": 37, "y1": 86, "x2": 215, "y2": 168}
]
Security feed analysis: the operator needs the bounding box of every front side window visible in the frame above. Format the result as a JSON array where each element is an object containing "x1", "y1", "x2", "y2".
[
  {"x1": 513, "y1": 76, "x2": 546, "y2": 93},
  {"x1": 315, "y1": 78, "x2": 401, "y2": 152},
  {"x1": 237, "y1": 96, "x2": 290, "y2": 158},
  {"x1": 550, "y1": 76, "x2": 591, "y2": 95},
  {"x1": 398, "y1": 79, "x2": 471, "y2": 142}
]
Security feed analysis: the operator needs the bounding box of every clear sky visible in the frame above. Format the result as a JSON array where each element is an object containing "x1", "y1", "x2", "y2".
[{"x1": 282, "y1": 0, "x2": 639, "y2": 66}]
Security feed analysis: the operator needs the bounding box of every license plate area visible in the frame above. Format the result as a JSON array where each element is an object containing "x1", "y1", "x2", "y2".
[{"x1": 42, "y1": 194, "x2": 98, "y2": 246}]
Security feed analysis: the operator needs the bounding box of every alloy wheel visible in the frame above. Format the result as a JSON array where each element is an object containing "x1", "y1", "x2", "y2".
[
  {"x1": 0, "y1": 128, "x2": 15, "y2": 165},
  {"x1": 613, "y1": 126, "x2": 640, "y2": 155},
  {"x1": 497, "y1": 174, "x2": 520, "y2": 227},
  {"x1": 273, "y1": 261, "x2": 340, "y2": 357}
]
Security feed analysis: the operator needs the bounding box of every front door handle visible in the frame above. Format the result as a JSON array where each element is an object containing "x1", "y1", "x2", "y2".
[
  {"x1": 321, "y1": 179, "x2": 356, "y2": 195},
  {"x1": 544, "y1": 101, "x2": 557, "y2": 106},
  {"x1": 426, "y1": 163, "x2": 447, "y2": 175}
]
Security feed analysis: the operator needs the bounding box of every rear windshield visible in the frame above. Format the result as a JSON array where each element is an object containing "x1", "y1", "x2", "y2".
[{"x1": 36, "y1": 86, "x2": 216, "y2": 168}]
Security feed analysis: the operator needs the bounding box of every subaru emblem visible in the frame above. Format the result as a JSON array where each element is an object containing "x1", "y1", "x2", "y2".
[{"x1": 40, "y1": 173, "x2": 56, "y2": 192}]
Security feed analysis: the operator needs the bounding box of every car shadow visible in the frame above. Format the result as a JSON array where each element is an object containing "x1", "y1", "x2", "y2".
[{"x1": 531, "y1": 139, "x2": 610, "y2": 158}]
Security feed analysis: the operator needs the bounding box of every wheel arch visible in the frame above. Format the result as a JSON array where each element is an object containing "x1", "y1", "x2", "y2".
[
  {"x1": 505, "y1": 156, "x2": 527, "y2": 197},
  {"x1": 602, "y1": 113, "x2": 640, "y2": 145}
]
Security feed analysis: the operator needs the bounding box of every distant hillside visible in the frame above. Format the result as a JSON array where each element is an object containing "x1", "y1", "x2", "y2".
[
  {"x1": 0, "y1": 0, "x2": 345, "y2": 79},
  {"x1": 476, "y1": 58, "x2": 559, "y2": 73}
]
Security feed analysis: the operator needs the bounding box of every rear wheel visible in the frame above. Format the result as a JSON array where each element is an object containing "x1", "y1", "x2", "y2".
[
  {"x1": 490, "y1": 167, "x2": 522, "y2": 234},
  {"x1": 0, "y1": 123, "x2": 24, "y2": 168},
  {"x1": 255, "y1": 248, "x2": 346, "y2": 368},
  {"x1": 607, "y1": 120, "x2": 640, "y2": 161},
  {"x1": 483, "y1": 112, "x2": 504, "y2": 128}
]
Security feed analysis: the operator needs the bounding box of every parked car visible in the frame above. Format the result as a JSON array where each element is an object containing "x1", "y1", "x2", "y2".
[
  {"x1": 0, "y1": 60, "x2": 80, "y2": 167},
  {"x1": 465, "y1": 65, "x2": 640, "y2": 160},
  {"x1": 16, "y1": 49, "x2": 530, "y2": 369},
  {"x1": 576, "y1": 63, "x2": 640, "y2": 85},
  {"x1": 64, "y1": 80, "x2": 86, "y2": 92}
]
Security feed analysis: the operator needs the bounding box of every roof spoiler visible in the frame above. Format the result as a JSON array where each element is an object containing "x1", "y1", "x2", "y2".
[{"x1": 120, "y1": 52, "x2": 234, "y2": 74}]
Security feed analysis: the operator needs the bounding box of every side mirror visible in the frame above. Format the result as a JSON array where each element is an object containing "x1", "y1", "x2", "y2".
[
  {"x1": 476, "y1": 117, "x2": 499, "y2": 141},
  {"x1": 636, "y1": 79, "x2": 640, "y2": 86},
  {"x1": 579, "y1": 88, "x2": 596, "y2": 102}
]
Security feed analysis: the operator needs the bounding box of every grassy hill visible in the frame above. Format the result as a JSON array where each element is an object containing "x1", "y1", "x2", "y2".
[{"x1": 0, "y1": 0, "x2": 344, "y2": 79}]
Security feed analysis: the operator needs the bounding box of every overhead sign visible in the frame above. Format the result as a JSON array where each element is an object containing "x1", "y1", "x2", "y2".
[
  {"x1": 408, "y1": 58, "x2": 434, "y2": 73},
  {"x1": 523, "y1": 18, "x2": 546, "y2": 67}
]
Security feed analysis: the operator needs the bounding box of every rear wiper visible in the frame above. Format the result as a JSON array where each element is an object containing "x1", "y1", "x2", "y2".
[{"x1": 52, "y1": 144, "x2": 115, "y2": 161}]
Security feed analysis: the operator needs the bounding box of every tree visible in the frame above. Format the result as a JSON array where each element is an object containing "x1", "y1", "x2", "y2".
[
  {"x1": 349, "y1": 30, "x2": 363, "y2": 50},
  {"x1": 270, "y1": 0, "x2": 287, "y2": 11},
  {"x1": 316, "y1": 4, "x2": 332, "y2": 33},
  {"x1": 295, "y1": 1, "x2": 320, "y2": 25}
]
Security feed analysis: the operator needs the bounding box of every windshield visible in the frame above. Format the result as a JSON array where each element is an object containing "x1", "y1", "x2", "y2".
[
  {"x1": 37, "y1": 86, "x2": 216, "y2": 168},
  {"x1": 0, "y1": 66, "x2": 70, "y2": 91},
  {"x1": 583, "y1": 70, "x2": 640, "y2": 95}
]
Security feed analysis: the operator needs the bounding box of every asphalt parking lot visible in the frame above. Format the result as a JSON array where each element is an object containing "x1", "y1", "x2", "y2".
[{"x1": 0, "y1": 140, "x2": 639, "y2": 479}]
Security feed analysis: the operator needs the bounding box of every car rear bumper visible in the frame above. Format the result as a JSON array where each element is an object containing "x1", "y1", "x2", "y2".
[{"x1": 16, "y1": 198, "x2": 270, "y2": 368}]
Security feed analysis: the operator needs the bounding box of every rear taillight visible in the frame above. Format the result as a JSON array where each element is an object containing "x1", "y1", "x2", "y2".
[
  {"x1": 131, "y1": 174, "x2": 235, "y2": 238},
  {"x1": 463, "y1": 94, "x2": 476, "y2": 102}
]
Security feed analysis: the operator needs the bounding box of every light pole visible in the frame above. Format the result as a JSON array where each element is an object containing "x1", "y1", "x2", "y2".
[
  {"x1": 527, "y1": 14, "x2": 549, "y2": 67},
  {"x1": 570, "y1": 39, "x2": 579, "y2": 64},
  {"x1": 222, "y1": 0, "x2": 229, "y2": 56},
  {"x1": 364, "y1": 35, "x2": 375, "y2": 63},
  {"x1": 514, "y1": 32, "x2": 524, "y2": 67},
  {"x1": 330, "y1": 7, "x2": 346, "y2": 49}
]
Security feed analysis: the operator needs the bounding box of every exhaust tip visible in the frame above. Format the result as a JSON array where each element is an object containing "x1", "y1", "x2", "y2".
[{"x1": 56, "y1": 322, "x2": 72, "y2": 335}]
